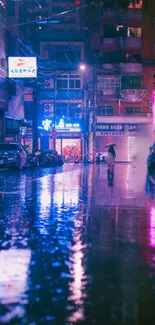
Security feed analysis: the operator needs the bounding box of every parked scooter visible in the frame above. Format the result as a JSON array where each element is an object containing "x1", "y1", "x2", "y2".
[
  {"x1": 84, "y1": 155, "x2": 91, "y2": 164},
  {"x1": 23, "y1": 144, "x2": 39, "y2": 168},
  {"x1": 96, "y1": 153, "x2": 106, "y2": 164}
]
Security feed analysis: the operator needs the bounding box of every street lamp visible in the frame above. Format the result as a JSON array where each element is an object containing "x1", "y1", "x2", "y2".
[
  {"x1": 79, "y1": 64, "x2": 86, "y2": 71},
  {"x1": 79, "y1": 63, "x2": 97, "y2": 162}
]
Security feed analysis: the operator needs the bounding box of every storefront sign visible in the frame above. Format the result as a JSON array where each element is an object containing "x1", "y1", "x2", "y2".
[
  {"x1": 56, "y1": 119, "x2": 81, "y2": 132},
  {"x1": 8, "y1": 57, "x2": 37, "y2": 78},
  {"x1": 58, "y1": 133, "x2": 83, "y2": 137},
  {"x1": 41, "y1": 118, "x2": 82, "y2": 133},
  {"x1": 97, "y1": 131, "x2": 125, "y2": 136},
  {"x1": 96, "y1": 123, "x2": 139, "y2": 132}
]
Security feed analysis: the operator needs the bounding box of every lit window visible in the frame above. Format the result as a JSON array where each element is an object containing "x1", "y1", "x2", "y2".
[
  {"x1": 128, "y1": 0, "x2": 142, "y2": 9},
  {"x1": 127, "y1": 27, "x2": 142, "y2": 38}
]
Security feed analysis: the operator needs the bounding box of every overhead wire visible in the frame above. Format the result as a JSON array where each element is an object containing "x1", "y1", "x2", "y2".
[{"x1": 2, "y1": 2, "x2": 93, "y2": 30}]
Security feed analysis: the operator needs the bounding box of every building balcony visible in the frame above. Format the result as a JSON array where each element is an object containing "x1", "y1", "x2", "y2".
[
  {"x1": 102, "y1": 38, "x2": 118, "y2": 51},
  {"x1": 120, "y1": 63, "x2": 143, "y2": 74},
  {"x1": 0, "y1": 88, "x2": 7, "y2": 110},
  {"x1": 121, "y1": 37, "x2": 142, "y2": 51},
  {"x1": 119, "y1": 9, "x2": 143, "y2": 23},
  {"x1": 39, "y1": 31, "x2": 88, "y2": 41},
  {"x1": 101, "y1": 8, "x2": 142, "y2": 23},
  {"x1": 96, "y1": 113, "x2": 152, "y2": 125},
  {"x1": 120, "y1": 88, "x2": 147, "y2": 101},
  {"x1": 101, "y1": 37, "x2": 142, "y2": 52}
]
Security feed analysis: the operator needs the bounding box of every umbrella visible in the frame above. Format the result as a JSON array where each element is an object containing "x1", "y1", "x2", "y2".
[{"x1": 105, "y1": 143, "x2": 116, "y2": 148}]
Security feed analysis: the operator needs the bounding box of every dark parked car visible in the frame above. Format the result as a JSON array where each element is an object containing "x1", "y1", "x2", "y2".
[{"x1": 0, "y1": 143, "x2": 27, "y2": 169}]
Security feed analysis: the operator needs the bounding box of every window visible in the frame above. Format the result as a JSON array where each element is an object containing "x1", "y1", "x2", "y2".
[
  {"x1": 57, "y1": 79, "x2": 68, "y2": 89},
  {"x1": 56, "y1": 74, "x2": 81, "y2": 89},
  {"x1": 121, "y1": 76, "x2": 142, "y2": 89},
  {"x1": 55, "y1": 102, "x2": 82, "y2": 119},
  {"x1": 69, "y1": 76, "x2": 81, "y2": 89},
  {"x1": 48, "y1": 45, "x2": 81, "y2": 63},
  {"x1": 125, "y1": 107, "x2": 141, "y2": 115},
  {"x1": 128, "y1": 0, "x2": 142, "y2": 9},
  {"x1": 97, "y1": 105, "x2": 114, "y2": 116},
  {"x1": 55, "y1": 103, "x2": 68, "y2": 118},
  {"x1": 127, "y1": 27, "x2": 142, "y2": 38},
  {"x1": 103, "y1": 25, "x2": 115, "y2": 37},
  {"x1": 97, "y1": 76, "x2": 120, "y2": 92},
  {"x1": 116, "y1": 25, "x2": 127, "y2": 37}
]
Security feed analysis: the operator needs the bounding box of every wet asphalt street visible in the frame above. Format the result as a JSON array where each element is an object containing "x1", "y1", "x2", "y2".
[{"x1": 0, "y1": 163, "x2": 155, "y2": 325}]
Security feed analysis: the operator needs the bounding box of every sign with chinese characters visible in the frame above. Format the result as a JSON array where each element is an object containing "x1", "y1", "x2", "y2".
[
  {"x1": 8, "y1": 57, "x2": 37, "y2": 78},
  {"x1": 41, "y1": 118, "x2": 82, "y2": 133},
  {"x1": 96, "y1": 123, "x2": 140, "y2": 133},
  {"x1": 97, "y1": 131, "x2": 125, "y2": 136},
  {"x1": 56, "y1": 119, "x2": 81, "y2": 132}
]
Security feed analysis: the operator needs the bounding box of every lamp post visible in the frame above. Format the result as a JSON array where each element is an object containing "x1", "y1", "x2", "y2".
[
  {"x1": 53, "y1": 74, "x2": 56, "y2": 152},
  {"x1": 32, "y1": 80, "x2": 38, "y2": 153},
  {"x1": 80, "y1": 64, "x2": 97, "y2": 162}
]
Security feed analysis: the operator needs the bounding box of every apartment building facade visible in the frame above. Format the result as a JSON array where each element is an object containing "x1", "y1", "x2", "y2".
[
  {"x1": 23, "y1": 0, "x2": 87, "y2": 158},
  {"x1": 84, "y1": 0, "x2": 155, "y2": 160}
]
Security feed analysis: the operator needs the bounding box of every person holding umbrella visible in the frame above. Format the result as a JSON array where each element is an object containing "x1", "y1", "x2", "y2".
[{"x1": 106, "y1": 143, "x2": 116, "y2": 166}]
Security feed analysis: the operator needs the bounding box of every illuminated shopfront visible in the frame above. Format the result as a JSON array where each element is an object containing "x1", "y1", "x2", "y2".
[{"x1": 39, "y1": 118, "x2": 84, "y2": 161}]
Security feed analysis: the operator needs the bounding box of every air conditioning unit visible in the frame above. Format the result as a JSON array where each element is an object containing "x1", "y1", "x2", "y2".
[
  {"x1": 74, "y1": 113, "x2": 82, "y2": 119},
  {"x1": 44, "y1": 103, "x2": 54, "y2": 118},
  {"x1": 44, "y1": 78, "x2": 54, "y2": 89}
]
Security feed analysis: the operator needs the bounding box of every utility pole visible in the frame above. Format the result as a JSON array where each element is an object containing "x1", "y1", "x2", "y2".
[
  {"x1": 88, "y1": 67, "x2": 97, "y2": 162},
  {"x1": 32, "y1": 80, "x2": 38, "y2": 153},
  {"x1": 93, "y1": 67, "x2": 97, "y2": 163}
]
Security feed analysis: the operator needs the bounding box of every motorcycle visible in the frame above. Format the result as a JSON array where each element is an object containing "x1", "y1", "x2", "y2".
[
  {"x1": 84, "y1": 155, "x2": 91, "y2": 164},
  {"x1": 38, "y1": 151, "x2": 64, "y2": 167},
  {"x1": 96, "y1": 153, "x2": 106, "y2": 164},
  {"x1": 22, "y1": 144, "x2": 39, "y2": 168},
  {"x1": 57, "y1": 155, "x2": 64, "y2": 167},
  {"x1": 27, "y1": 154, "x2": 39, "y2": 167}
]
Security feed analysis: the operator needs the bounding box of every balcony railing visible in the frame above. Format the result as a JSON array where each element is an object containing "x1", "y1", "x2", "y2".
[
  {"x1": 101, "y1": 8, "x2": 143, "y2": 22},
  {"x1": 122, "y1": 37, "x2": 142, "y2": 51},
  {"x1": 96, "y1": 112, "x2": 152, "y2": 117},
  {"x1": 102, "y1": 37, "x2": 142, "y2": 52},
  {"x1": 121, "y1": 88, "x2": 147, "y2": 101},
  {"x1": 120, "y1": 63, "x2": 143, "y2": 74},
  {"x1": 119, "y1": 9, "x2": 143, "y2": 22}
]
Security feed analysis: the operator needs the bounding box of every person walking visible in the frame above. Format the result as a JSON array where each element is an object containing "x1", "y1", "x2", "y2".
[{"x1": 107, "y1": 145, "x2": 116, "y2": 166}]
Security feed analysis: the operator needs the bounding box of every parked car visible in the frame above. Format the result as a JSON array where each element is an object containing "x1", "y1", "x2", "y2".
[
  {"x1": 0, "y1": 143, "x2": 27, "y2": 169},
  {"x1": 147, "y1": 142, "x2": 155, "y2": 173}
]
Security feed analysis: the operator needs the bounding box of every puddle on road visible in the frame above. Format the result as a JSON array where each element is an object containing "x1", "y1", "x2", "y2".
[{"x1": 0, "y1": 165, "x2": 155, "y2": 324}]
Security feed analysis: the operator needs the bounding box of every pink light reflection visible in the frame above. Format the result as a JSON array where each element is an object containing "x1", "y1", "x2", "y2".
[
  {"x1": 68, "y1": 219, "x2": 85, "y2": 323},
  {"x1": 149, "y1": 207, "x2": 155, "y2": 248},
  {"x1": 0, "y1": 249, "x2": 31, "y2": 305}
]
